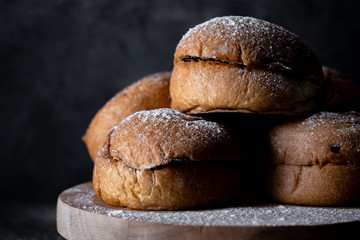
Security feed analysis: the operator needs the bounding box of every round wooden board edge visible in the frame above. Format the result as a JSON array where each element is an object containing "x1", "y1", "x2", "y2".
[{"x1": 56, "y1": 182, "x2": 360, "y2": 240}]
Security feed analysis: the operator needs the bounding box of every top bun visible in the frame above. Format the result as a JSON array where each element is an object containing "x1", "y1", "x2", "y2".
[{"x1": 170, "y1": 16, "x2": 326, "y2": 115}]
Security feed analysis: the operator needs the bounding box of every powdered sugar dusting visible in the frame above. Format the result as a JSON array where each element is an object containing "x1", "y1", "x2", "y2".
[
  {"x1": 120, "y1": 108, "x2": 226, "y2": 147},
  {"x1": 173, "y1": 16, "x2": 323, "y2": 113},
  {"x1": 109, "y1": 108, "x2": 240, "y2": 169},
  {"x1": 270, "y1": 111, "x2": 360, "y2": 166},
  {"x1": 61, "y1": 183, "x2": 360, "y2": 227},
  {"x1": 123, "y1": 108, "x2": 221, "y2": 133},
  {"x1": 301, "y1": 112, "x2": 360, "y2": 154},
  {"x1": 181, "y1": 16, "x2": 288, "y2": 45},
  {"x1": 301, "y1": 111, "x2": 360, "y2": 128},
  {"x1": 177, "y1": 16, "x2": 299, "y2": 68}
]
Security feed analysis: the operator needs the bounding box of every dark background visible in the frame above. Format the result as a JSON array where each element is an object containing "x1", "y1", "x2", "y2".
[{"x1": 1, "y1": 0, "x2": 359, "y2": 239}]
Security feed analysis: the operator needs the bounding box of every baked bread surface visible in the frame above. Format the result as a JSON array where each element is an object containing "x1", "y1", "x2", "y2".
[
  {"x1": 268, "y1": 111, "x2": 360, "y2": 205},
  {"x1": 83, "y1": 72, "x2": 171, "y2": 161},
  {"x1": 170, "y1": 16, "x2": 325, "y2": 115},
  {"x1": 93, "y1": 108, "x2": 246, "y2": 210},
  {"x1": 323, "y1": 66, "x2": 360, "y2": 110}
]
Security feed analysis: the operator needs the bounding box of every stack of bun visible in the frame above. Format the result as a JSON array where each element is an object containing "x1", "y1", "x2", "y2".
[{"x1": 84, "y1": 16, "x2": 360, "y2": 210}]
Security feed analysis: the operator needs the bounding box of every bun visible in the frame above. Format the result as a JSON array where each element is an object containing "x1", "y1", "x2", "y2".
[
  {"x1": 83, "y1": 72, "x2": 171, "y2": 161},
  {"x1": 93, "y1": 108, "x2": 246, "y2": 210},
  {"x1": 323, "y1": 66, "x2": 360, "y2": 110},
  {"x1": 170, "y1": 16, "x2": 326, "y2": 115},
  {"x1": 267, "y1": 111, "x2": 360, "y2": 206}
]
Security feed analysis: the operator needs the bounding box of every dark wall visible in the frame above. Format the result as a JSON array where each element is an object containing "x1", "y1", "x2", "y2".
[{"x1": 1, "y1": 0, "x2": 359, "y2": 204}]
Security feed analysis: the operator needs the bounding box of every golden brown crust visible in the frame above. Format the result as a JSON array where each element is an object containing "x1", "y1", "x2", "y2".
[
  {"x1": 93, "y1": 108, "x2": 247, "y2": 210},
  {"x1": 83, "y1": 72, "x2": 171, "y2": 161},
  {"x1": 268, "y1": 164, "x2": 360, "y2": 206},
  {"x1": 170, "y1": 16, "x2": 325, "y2": 115},
  {"x1": 93, "y1": 147, "x2": 245, "y2": 210},
  {"x1": 268, "y1": 111, "x2": 360, "y2": 205},
  {"x1": 171, "y1": 61, "x2": 321, "y2": 114},
  {"x1": 269, "y1": 111, "x2": 360, "y2": 166},
  {"x1": 323, "y1": 66, "x2": 360, "y2": 110},
  {"x1": 109, "y1": 108, "x2": 246, "y2": 170}
]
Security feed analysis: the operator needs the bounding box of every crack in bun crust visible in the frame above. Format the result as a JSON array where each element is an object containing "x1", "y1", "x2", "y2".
[{"x1": 268, "y1": 111, "x2": 360, "y2": 206}]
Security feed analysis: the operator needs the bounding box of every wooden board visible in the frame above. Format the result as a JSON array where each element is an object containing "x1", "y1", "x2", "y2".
[{"x1": 56, "y1": 182, "x2": 360, "y2": 240}]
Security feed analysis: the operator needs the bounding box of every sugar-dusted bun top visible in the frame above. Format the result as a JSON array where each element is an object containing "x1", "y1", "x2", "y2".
[
  {"x1": 175, "y1": 16, "x2": 323, "y2": 80},
  {"x1": 269, "y1": 111, "x2": 360, "y2": 166},
  {"x1": 171, "y1": 16, "x2": 326, "y2": 115},
  {"x1": 106, "y1": 108, "x2": 245, "y2": 170}
]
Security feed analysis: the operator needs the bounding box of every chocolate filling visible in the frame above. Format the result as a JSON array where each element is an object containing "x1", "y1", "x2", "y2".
[
  {"x1": 330, "y1": 146, "x2": 341, "y2": 153},
  {"x1": 181, "y1": 56, "x2": 248, "y2": 68},
  {"x1": 149, "y1": 158, "x2": 190, "y2": 170},
  {"x1": 180, "y1": 55, "x2": 294, "y2": 75}
]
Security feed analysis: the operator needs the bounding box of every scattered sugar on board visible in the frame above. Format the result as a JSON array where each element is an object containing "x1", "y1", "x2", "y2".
[{"x1": 63, "y1": 184, "x2": 360, "y2": 227}]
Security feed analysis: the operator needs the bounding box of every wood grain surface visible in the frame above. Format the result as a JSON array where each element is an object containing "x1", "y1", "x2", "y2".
[{"x1": 56, "y1": 182, "x2": 360, "y2": 240}]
